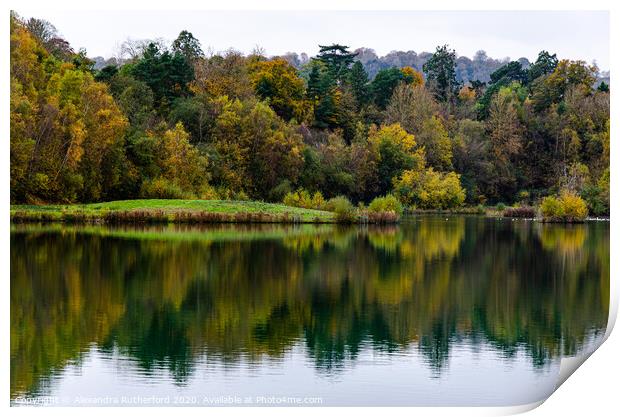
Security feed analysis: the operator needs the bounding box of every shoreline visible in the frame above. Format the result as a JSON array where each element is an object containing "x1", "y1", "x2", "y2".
[
  {"x1": 11, "y1": 200, "x2": 336, "y2": 224},
  {"x1": 10, "y1": 199, "x2": 609, "y2": 225},
  {"x1": 10, "y1": 199, "x2": 395, "y2": 225}
]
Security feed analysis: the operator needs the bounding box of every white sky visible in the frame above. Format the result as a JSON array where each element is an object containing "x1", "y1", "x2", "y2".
[{"x1": 16, "y1": 10, "x2": 610, "y2": 70}]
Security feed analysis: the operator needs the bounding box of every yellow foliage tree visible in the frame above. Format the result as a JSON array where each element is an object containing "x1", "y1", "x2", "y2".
[
  {"x1": 393, "y1": 168, "x2": 465, "y2": 209},
  {"x1": 249, "y1": 58, "x2": 310, "y2": 122},
  {"x1": 401, "y1": 66, "x2": 424, "y2": 87},
  {"x1": 10, "y1": 17, "x2": 128, "y2": 202}
]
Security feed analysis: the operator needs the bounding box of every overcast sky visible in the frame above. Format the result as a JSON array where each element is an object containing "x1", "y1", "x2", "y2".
[{"x1": 17, "y1": 10, "x2": 610, "y2": 70}]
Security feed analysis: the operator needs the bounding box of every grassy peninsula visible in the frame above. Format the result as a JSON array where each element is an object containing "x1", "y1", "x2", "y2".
[{"x1": 10, "y1": 199, "x2": 338, "y2": 224}]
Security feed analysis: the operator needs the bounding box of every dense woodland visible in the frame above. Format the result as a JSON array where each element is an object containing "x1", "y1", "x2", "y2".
[{"x1": 10, "y1": 14, "x2": 610, "y2": 214}]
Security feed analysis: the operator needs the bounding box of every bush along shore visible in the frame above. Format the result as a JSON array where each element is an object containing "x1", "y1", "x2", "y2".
[
  {"x1": 282, "y1": 188, "x2": 598, "y2": 223},
  {"x1": 496, "y1": 191, "x2": 592, "y2": 223},
  {"x1": 11, "y1": 190, "x2": 600, "y2": 225}
]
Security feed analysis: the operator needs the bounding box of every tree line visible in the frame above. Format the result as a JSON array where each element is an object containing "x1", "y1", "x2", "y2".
[{"x1": 10, "y1": 14, "x2": 610, "y2": 214}]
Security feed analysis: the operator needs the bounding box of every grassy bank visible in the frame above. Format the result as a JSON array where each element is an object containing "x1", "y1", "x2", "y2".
[
  {"x1": 12, "y1": 199, "x2": 603, "y2": 225},
  {"x1": 11, "y1": 199, "x2": 337, "y2": 224}
]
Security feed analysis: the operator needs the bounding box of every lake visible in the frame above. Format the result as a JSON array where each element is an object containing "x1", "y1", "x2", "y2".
[{"x1": 10, "y1": 216, "x2": 609, "y2": 406}]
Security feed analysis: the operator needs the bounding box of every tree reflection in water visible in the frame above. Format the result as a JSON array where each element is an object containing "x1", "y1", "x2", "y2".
[{"x1": 10, "y1": 217, "x2": 609, "y2": 397}]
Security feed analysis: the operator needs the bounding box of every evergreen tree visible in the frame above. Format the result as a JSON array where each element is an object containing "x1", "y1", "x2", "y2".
[
  {"x1": 527, "y1": 50, "x2": 558, "y2": 83},
  {"x1": 171, "y1": 30, "x2": 204, "y2": 62},
  {"x1": 348, "y1": 61, "x2": 370, "y2": 109},
  {"x1": 306, "y1": 63, "x2": 323, "y2": 101},
  {"x1": 371, "y1": 68, "x2": 404, "y2": 109},
  {"x1": 130, "y1": 42, "x2": 194, "y2": 112},
  {"x1": 315, "y1": 44, "x2": 357, "y2": 84},
  {"x1": 489, "y1": 61, "x2": 527, "y2": 85},
  {"x1": 423, "y1": 45, "x2": 460, "y2": 102}
]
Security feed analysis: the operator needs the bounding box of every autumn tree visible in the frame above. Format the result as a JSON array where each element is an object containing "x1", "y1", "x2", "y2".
[
  {"x1": 401, "y1": 66, "x2": 424, "y2": 86},
  {"x1": 530, "y1": 60, "x2": 596, "y2": 111},
  {"x1": 23, "y1": 17, "x2": 75, "y2": 61},
  {"x1": 191, "y1": 50, "x2": 254, "y2": 100},
  {"x1": 385, "y1": 83, "x2": 439, "y2": 135},
  {"x1": 452, "y1": 119, "x2": 494, "y2": 203},
  {"x1": 486, "y1": 86, "x2": 523, "y2": 199},
  {"x1": 393, "y1": 168, "x2": 465, "y2": 209},
  {"x1": 209, "y1": 97, "x2": 304, "y2": 199},
  {"x1": 10, "y1": 17, "x2": 128, "y2": 203},
  {"x1": 416, "y1": 116, "x2": 453, "y2": 171},
  {"x1": 368, "y1": 124, "x2": 425, "y2": 195},
  {"x1": 141, "y1": 122, "x2": 212, "y2": 198},
  {"x1": 249, "y1": 58, "x2": 310, "y2": 121}
]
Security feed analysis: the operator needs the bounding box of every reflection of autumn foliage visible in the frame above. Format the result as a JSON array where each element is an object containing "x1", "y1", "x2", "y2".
[
  {"x1": 11, "y1": 232, "x2": 127, "y2": 396},
  {"x1": 11, "y1": 219, "x2": 609, "y2": 397},
  {"x1": 538, "y1": 224, "x2": 587, "y2": 255}
]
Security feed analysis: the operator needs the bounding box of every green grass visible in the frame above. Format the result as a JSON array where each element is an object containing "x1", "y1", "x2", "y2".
[{"x1": 11, "y1": 199, "x2": 336, "y2": 224}]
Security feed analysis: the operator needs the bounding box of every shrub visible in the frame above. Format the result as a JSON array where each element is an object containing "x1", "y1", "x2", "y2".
[
  {"x1": 283, "y1": 188, "x2": 325, "y2": 210},
  {"x1": 368, "y1": 195, "x2": 404, "y2": 217},
  {"x1": 197, "y1": 185, "x2": 219, "y2": 200},
  {"x1": 393, "y1": 168, "x2": 465, "y2": 210},
  {"x1": 476, "y1": 204, "x2": 486, "y2": 215},
  {"x1": 282, "y1": 191, "x2": 297, "y2": 207},
  {"x1": 141, "y1": 177, "x2": 186, "y2": 199},
  {"x1": 283, "y1": 188, "x2": 309, "y2": 208},
  {"x1": 311, "y1": 191, "x2": 326, "y2": 210},
  {"x1": 495, "y1": 202, "x2": 506, "y2": 211},
  {"x1": 324, "y1": 196, "x2": 356, "y2": 223},
  {"x1": 540, "y1": 196, "x2": 563, "y2": 219},
  {"x1": 503, "y1": 206, "x2": 536, "y2": 218},
  {"x1": 234, "y1": 190, "x2": 249, "y2": 201},
  {"x1": 540, "y1": 192, "x2": 588, "y2": 222},
  {"x1": 560, "y1": 192, "x2": 588, "y2": 220}
]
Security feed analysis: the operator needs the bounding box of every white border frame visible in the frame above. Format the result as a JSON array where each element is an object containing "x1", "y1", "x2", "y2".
[{"x1": 2, "y1": 1, "x2": 617, "y2": 416}]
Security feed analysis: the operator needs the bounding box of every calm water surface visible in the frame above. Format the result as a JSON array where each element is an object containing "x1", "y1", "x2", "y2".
[{"x1": 10, "y1": 216, "x2": 609, "y2": 406}]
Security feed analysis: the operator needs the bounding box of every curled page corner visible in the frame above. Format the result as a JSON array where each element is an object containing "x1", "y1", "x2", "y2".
[
  {"x1": 556, "y1": 352, "x2": 594, "y2": 389},
  {"x1": 554, "y1": 302, "x2": 616, "y2": 392},
  {"x1": 504, "y1": 399, "x2": 547, "y2": 415}
]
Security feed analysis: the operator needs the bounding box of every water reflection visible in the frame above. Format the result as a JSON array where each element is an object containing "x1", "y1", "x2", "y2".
[{"x1": 10, "y1": 218, "x2": 609, "y2": 401}]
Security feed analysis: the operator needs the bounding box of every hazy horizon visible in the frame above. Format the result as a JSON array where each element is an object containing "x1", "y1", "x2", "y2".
[{"x1": 15, "y1": 10, "x2": 610, "y2": 70}]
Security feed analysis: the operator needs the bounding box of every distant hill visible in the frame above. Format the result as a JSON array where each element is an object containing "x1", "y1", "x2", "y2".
[
  {"x1": 358, "y1": 48, "x2": 524, "y2": 84},
  {"x1": 94, "y1": 48, "x2": 608, "y2": 87},
  {"x1": 279, "y1": 48, "x2": 523, "y2": 84},
  {"x1": 278, "y1": 48, "x2": 608, "y2": 86}
]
